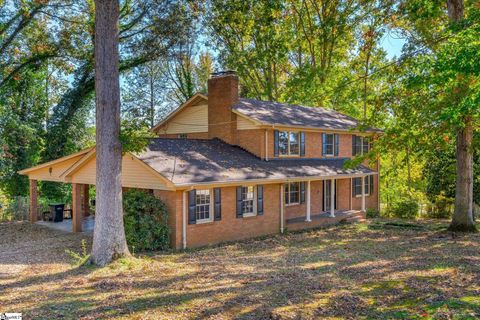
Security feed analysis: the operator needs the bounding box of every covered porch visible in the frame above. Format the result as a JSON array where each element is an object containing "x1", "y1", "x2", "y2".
[{"x1": 279, "y1": 175, "x2": 374, "y2": 233}]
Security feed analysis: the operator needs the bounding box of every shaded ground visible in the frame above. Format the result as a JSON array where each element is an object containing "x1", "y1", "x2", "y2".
[{"x1": 0, "y1": 219, "x2": 479, "y2": 319}]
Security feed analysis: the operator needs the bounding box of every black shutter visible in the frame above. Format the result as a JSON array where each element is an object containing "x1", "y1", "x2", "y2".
[
  {"x1": 322, "y1": 133, "x2": 326, "y2": 156},
  {"x1": 352, "y1": 135, "x2": 357, "y2": 156},
  {"x1": 274, "y1": 130, "x2": 279, "y2": 157},
  {"x1": 370, "y1": 174, "x2": 373, "y2": 195},
  {"x1": 214, "y1": 188, "x2": 221, "y2": 221},
  {"x1": 334, "y1": 134, "x2": 339, "y2": 156},
  {"x1": 257, "y1": 185, "x2": 264, "y2": 215},
  {"x1": 300, "y1": 182, "x2": 306, "y2": 203},
  {"x1": 236, "y1": 186, "x2": 243, "y2": 218},
  {"x1": 300, "y1": 132, "x2": 305, "y2": 156},
  {"x1": 188, "y1": 189, "x2": 196, "y2": 225},
  {"x1": 334, "y1": 180, "x2": 337, "y2": 209},
  {"x1": 352, "y1": 178, "x2": 356, "y2": 197},
  {"x1": 322, "y1": 181, "x2": 325, "y2": 211}
]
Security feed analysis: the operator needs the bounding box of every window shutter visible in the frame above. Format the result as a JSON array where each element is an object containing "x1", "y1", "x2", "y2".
[
  {"x1": 352, "y1": 179, "x2": 356, "y2": 197},
  {"x1": 370, "y1": 175, "x2": 374, "y2": 195},
  {"x1": 236, "y1": 186, "x2": 243, "y2": 218},
  {"x1": 214, "y1": 188, "x2": 221, "y2": 221},
  {"x1": 300, "y1": 182, "x2": 306, "y2": 203},
  {"x1": 322, "y1": 133, "x2": 326, "y2": 156},
  {"x1": 274, "y1": 130, "x2": 279, "y2": 157},
  {"x1": 334, "y1": 181, "x2": 337, "y2": 209},
  {"x1": 352, "y1": 135, "x2": 357, "y2": 156},
  {"x1": 188, "y1": 190, "x2": 196, "y2": 225},
  {"x1": 300, "y1": 132, "x2": 305, "y2": 156},
  {"x1": 334, "y1": 134, "x2": 339, "y2": 156},
  {"x1": 322, "y1": 181, "x2": 325, "y2": 211},
  {"x1": 257, "y1": 185, "x2": 264, "y2": 215}
]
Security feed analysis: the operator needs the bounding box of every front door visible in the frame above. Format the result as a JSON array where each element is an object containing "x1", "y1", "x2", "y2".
[{"x1": 323, "y1": 180, "x2": 337, "y2": 212}]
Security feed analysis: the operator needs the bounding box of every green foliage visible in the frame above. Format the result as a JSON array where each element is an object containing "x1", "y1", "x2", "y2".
[
  {"x1": 390, "y1": 199, "x2": 419, "y2": 220},
  {"x1": 426, "y1": 192, "x2": 454, "y2": 219},
  {"x1": 65, "y1": 239, "x2": 90, "y2": 266},
  {"x1": 366, "y1": 208, "x2": 380, "y2": 219},
  {"x1": 120, "y1": 120, "x2": 155, "y2": 154},
  {"x1": 123, "y1": 189, "x2": 170, "y2": 251}
]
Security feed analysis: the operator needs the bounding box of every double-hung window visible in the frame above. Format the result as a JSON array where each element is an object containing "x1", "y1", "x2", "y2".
[
  {"x1": 195, "y1": 189, "x2": 212, "y2": 223},
  {"x1": 352, "y1": 135, "x2": 370, "y2": 156},
  {"x1": 352, "y1": 176, "x2": 374, "y2": 197},
  {"x1": 322, "y1": 133, "x2": 339, "y2": 156},
  {"x1": 278, "y1": 131, "x2": 300, "y2": 156},
  {"x1": 241, "y1": 186, "x2": 256, "y2": 216},
  {"x1": 285, "y1": 182, "x2": 300, "y2": 205}
]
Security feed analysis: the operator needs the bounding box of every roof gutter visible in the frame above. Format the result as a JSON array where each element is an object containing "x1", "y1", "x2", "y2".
[{"x1": 172, "y1": 171, "x2": 378, "y2": 190}]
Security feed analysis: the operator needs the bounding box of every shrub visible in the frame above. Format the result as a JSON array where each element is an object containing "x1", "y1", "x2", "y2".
[
  {"x1": 123, "y1": 189, "x2": 170, "y2": 251},
  {"x1": 426, "y1": 193, "x2": 453, "y2": 219},
  {"x1": 390, "y1": 199, "x2": 419, "y2": 219},
  {"x1": 366, "y1": 208, "x2": 380, "y2": 219}
]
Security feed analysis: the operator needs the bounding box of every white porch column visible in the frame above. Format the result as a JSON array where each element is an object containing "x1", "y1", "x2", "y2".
[
  {"x1": 306, "y1": 180, "x2": 311, "y2": 222},
  {"x1": 280, "y1": 184, "x2": 285, "y2": 233},
  {"x1": 182, "y1": 191, "x2": 187, "y2": 249},
  {"x1": 330, "y1": 178, "x2": 335, "y2": 217},
  {"x1": 361, "y1": 176, "x2": 366, "y2": 212}
]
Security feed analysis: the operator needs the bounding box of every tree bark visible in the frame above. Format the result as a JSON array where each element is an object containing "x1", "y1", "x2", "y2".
[
  {"x1": 91, "y1": 0, "x2": 130, "y2": 266},
  {"x1": 449, "y1": 117, "x2": 476, "y2": 231},
  {"x1": 447, "y1": 0, "x2": 476, "y2": 232}
]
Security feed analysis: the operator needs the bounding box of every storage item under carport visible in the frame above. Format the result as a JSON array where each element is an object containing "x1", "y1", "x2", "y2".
[{"x1": 49, "y1": 204, "x2": 65, "y2": 222}]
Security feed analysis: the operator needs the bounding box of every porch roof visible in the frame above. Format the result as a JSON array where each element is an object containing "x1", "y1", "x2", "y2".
[{"x1": 137, "y1": 138, "x2": 376, "y2": 186}]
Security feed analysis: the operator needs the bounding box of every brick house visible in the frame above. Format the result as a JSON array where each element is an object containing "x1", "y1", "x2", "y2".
[{"x1": 19, "y1": 71, "x2": 381, "y2": 249}]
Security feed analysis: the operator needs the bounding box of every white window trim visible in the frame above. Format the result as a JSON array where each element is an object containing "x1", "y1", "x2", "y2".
[
  {"x1": 354, "y1": 136, "x2": 370, "y2": 156},
  {"x1": 241, "y1": 186, "x2": 258, "y2": 217},
  {"x1": 195, "y1": 189, "x2": 214, "y2": 224},
  {"x1": 285, "y1": 182, "x2": 301, "y2": 206},
  {"x1": 353, "y1": 177, "x2": 371, "y2": 197},
  {"x1": 279, "y1": 131, "x2": 301, "y2": 157},
  {"x1": 323, "y1": 133, "x2": 335, "y2": 157}
]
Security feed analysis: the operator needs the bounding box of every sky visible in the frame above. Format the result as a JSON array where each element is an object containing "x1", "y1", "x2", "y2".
[{"x1": 380, "y1": 31, "x2": 407, "y2": 59}]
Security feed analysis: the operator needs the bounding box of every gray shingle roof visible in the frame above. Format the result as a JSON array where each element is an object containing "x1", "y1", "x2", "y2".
[
  {"x1": 137, "y1": 138, "x2": 375, "y2": 186},
  {"x1": 233, "y1": 98, "x2": 382, "y2": 132}
]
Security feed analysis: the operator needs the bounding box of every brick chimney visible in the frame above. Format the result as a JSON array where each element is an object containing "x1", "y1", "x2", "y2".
[{"x1": 207, "y1": 71, "x2": 239, "y2": 144}]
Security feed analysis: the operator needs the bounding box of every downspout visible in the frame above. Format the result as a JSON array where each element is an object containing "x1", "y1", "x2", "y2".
[
  {"x1": 265, "y1": 129, "x2": 268, "y2": 161},
  {"x1": 182, "y1": 191, "x2": 187, "y2": 249},
  {"x1": 280, "y1": 183, "x2": 284, "y2": 233}
]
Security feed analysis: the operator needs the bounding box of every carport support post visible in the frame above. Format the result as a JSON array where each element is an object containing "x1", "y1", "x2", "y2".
[
  {"x1": 82, "y1": 184, "x2": 90, "y2": 217},
  {"x1": 72, "y1": 183, "x2": 83, "y2": 232},
  {"x1": 29, "y1": 179, "x2": 38, "y2": 223}
]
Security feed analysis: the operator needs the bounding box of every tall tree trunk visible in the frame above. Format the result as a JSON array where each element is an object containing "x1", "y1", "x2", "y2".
[
  {"x1": 450, "y1": 116, "x2": 476, "y2": 231},
  {"x1": 447, "y1": 0, "x2": 476, "y2": 232},
  {"x1": 91, "y1": 0, "x2": 130, "y2": 266}
]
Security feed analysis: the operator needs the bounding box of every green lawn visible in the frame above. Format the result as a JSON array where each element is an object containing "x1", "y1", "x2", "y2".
[{"x1": 0, "y1": 219, "x2": 479, "y2": 319}]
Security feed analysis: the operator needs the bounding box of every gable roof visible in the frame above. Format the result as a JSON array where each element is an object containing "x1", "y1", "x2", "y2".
[
  {"x1": 137, "y1": 138, "x2": 375, "y2": 186},
  {"x1": 233, "y1": 98, "x2": 382, "y2": 133},
  {"x1": 151, "y1": 93, "x2": 208, "y2": 132}
]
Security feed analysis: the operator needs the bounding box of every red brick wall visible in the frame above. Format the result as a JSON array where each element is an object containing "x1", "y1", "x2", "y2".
[
  {"x1": 185, "y1": 184, "x2": 281, "y2": 248},
  {"x1": 235, "y1": 129, "x2": 266, "y2": 158},
  {"x1": 153, "y1": 189, "x2": 183, "y2": 248},
  {"x1": 265, "y1": 130, "x2": 356, "y2": 159},
  {"x1": 153, "y1": 177, "x2": 376, "y2": 249},
  {"x1": 207, "y1": 74, "x2": 239, "y2": 144}
]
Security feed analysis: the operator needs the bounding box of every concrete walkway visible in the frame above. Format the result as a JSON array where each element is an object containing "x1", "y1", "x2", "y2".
[{"x1": 36, "y1": 215, "x2": 94, "y2": 233}]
